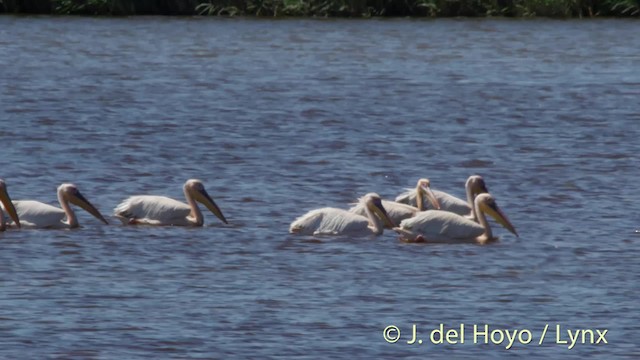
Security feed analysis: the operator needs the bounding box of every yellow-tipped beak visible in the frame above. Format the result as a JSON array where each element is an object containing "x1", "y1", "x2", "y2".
[
  {"x1": 196, "y1": 189, "x2": 228, "y2": 224},
  {"x1": 485, "y1": 203, "x2": 518, "y2": 237},
  {"x1": 70, "y1": 191, "x2": 109, "y2": 225},
  {"x1": 372, "y1": 200, "x2": 396, "y2": 229},
  {"x1": 420, "y1": 184, "x2": 441, "y2": 210},
  {"x1": 0, "y1": 188, "x2": 20, "y2": 228}
]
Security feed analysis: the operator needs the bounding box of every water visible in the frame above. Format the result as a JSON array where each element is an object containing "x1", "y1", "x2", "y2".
[{"x1": 1, "y1": 16, "x2": 638, "y2": 358}]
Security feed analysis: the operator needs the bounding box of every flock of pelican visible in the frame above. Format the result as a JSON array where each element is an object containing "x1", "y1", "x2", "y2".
[
  {"x1": 0, "y1": 175, "x2": 518, "y2": 244},
  {"x1": 289, "y1": 175, "x2": 518, "y2": 244},
  {"x1": 0, "y1": 179, "x2": 227, "y2": 230}
]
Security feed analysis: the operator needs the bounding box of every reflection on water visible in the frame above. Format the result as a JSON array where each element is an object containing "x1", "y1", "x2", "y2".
[{"x1": 0, "y1": 17, "x2": 638, "y2": 359}]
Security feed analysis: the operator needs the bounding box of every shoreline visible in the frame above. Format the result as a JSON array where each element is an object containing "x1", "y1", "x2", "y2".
[{"x1": 1, "y1": 0, "x2": 638, "y2": 18}]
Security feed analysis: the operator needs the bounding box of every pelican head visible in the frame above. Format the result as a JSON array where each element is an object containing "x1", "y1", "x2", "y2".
[
  {"x1": 468, "y1": 175, "x2": 489, "y2": 198},
  {"x1": 476, "y1": 193, "x2": 518, "y2": 237},
  {"x1": 184, "y1": 179, "x2": 228, "y2": 224},
  {"x1": 415, "y1": 178, "x2": 441, "y2": 211},
  {"x1": 362, "y1": 193, "x2": 396, "y2": 228},
  {"x1": 59, "y1": 183, "x2": 109, "y2": 225},
  {"x1": 0, "y1": 179, "x2": 20, "y2": 229}
]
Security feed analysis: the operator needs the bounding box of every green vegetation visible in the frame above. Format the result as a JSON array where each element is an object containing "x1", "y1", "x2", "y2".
[{"x1": 0, "y1": 0, "x2": 637, "y2": 16}]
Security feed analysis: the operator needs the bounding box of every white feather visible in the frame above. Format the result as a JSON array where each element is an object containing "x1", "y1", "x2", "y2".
[
  {"x1": 349, "y1": 199, "x2": 417, "y2": 226},
  {"x1": 114, "y1": 195, "x2": 193, "y2": 226},
  {"x1": 289, "y1": 208, "x2": 373, "y2": 235},
  {"x1": 11, "y1": 200, "x2": 68, "y2": 229},
  {"x1": 289, "y1": 193, "x2": 390, "y2": 236},
  {"x1": 395, "y1": 189, "x2": 470, "y2": 215},
  {"x1": 397, "y1": 210, "x2": 484, "y2": 242},
  {"x1": 394, "y1": 193, "x2": 518, "y2": 244},
  {"x1": 113, "y1": 179, "x2": 228, "y2": 227},
  {"x1": 6, "y1": 183, "x2": 108, "y2": 229}
]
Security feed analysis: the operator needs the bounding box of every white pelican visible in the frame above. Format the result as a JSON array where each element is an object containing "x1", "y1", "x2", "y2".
[
  {"x1": 0, "y1": 179, "x2": 21, "y2": 231},
  {"x1": 289, "y1": 193, "x2": 395, "y2": 236},
  {"x1": 348, "y1": 185, "x2": 440, "y2": 227},
  {"x1": 8, "y1": 183, "x2": 108, "y2": 229},
  {"x1": 393, "y1": 193, "x2": 518, "y2": 244},
  {"x1": 395, "y1": 176, "x2": 489, "y2": 221},
  {"x1": 114, "y1": 179, "x2": 228, "y2": 226}
]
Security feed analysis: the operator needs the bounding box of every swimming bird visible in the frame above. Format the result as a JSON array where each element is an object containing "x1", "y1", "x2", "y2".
[
  {"x1": 7, "y1": 183, "x2": 108, "y2": 229},
  {"x1": 289, "y1": 193, "x2": 395, "y2": 236},
  {"x1": 348, "y1": 184, "x2": 440, "y2": 226},
  {"x1": 393, "y1": 193, "x2": 518, "y2": 244},
  {"x1": 0, "y1": 179, "x2": 21, "y2": 231},
  {"x1": 114, "y1": 179, "x2": 228, "y2": 226},
  {"x1": 395, "y1": 176, "x2": 489, "y2": 221}
]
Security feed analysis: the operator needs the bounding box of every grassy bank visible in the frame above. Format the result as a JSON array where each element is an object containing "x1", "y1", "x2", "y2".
[{"x1": 0, "y1": 0, "x2": 638, "y2": 17}]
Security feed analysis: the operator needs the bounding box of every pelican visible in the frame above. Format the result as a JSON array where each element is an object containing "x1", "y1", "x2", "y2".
[
  {"x1": 348, "y1": 186, "x2": 440, "y2": 226},
  {"x1": 114, "y1": 179, "x2": 228, "y2": 226},
  {"x1": 0, "y1": 179, "x2": 21, "y2": 231},
  {"x1": 393, "y1": 193, "x2": 518, "y2": 244},
  {"x1": 289, "y1": 193, "x2": 395, "y2": 236},
  {"x1": 395, "y1": 176, "x2": 489, "y2": 221},
  {"x1": 7, "y1": 183, "x2": 108, "y2": 229}
]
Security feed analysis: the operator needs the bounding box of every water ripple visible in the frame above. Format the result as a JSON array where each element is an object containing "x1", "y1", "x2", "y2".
[{"x1": 0, "y1": 16, "x2": 638, "y2": 360}]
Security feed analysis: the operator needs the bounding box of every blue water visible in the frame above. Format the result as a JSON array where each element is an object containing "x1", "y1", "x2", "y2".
[{"x1": 1, "y1": 16, "x2": 638, "y2": 358}]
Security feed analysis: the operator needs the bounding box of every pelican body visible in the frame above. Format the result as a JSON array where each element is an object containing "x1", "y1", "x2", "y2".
[
  {"x1": 394, "y1": 193, "x2": 518, "y2": 244},
  {"x1": 114, "y1": 179, "x2": 228, "y2": 226},
  {"x1": 348, "y1": 182, "x2": 440, "y2": 227},
  {"x1": 8, "y1": 183, "x2": 108, "y2": 229},
  {"x1": 289, "y1": 193, "x2": 395, "y2": 236},
  {"x1": 395, "y1": 176, "x2": 489, "y2": 220},
  {"x1": 0, "y1": 179, "x2": 21, "y2": 231}
]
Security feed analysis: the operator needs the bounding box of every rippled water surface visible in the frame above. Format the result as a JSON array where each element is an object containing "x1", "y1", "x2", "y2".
[{"x1": 1, "y1": 16, "x2": 638, "y2": 359}]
